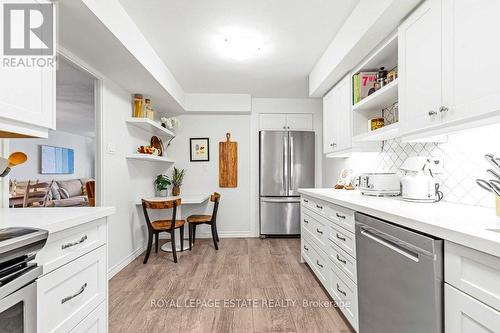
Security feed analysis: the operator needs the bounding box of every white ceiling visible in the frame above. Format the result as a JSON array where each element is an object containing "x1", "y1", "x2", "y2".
[
  {"x1": 56, "y1": 58, "x2": 95, "y2": 137},
  {"x1": 119, "y1": 0, "x2": 359, "y2": 98}
]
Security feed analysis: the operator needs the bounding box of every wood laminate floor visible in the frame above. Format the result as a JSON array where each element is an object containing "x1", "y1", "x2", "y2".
[{"x1": 109, "y1": 238, "x2": 354, "y2": 333}]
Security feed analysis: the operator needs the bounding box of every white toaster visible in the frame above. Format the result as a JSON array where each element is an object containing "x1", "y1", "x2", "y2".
[{"x1": 358, "y1": 173, "x2": 401, "y2": 196}]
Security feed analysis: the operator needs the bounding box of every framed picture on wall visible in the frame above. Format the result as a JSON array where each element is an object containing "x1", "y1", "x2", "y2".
[
  {"x1": 190, "y1": 138, "x2": 209, "y2": 162},
  {"x1": 40, "y1": 145, "x2": 75, "y2": 174}
]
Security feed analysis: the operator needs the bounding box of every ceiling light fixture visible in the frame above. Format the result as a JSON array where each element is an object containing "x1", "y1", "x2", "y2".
[{"x1": 214, "y1": 28, "x2": 264, "y2": 61}]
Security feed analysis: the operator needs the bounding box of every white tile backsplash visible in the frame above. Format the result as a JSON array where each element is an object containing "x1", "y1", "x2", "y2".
[{"x1": 329, "y1": 123, "x2": 500, "y2": 208}]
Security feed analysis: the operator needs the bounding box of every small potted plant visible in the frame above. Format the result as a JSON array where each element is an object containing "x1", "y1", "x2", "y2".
[
  {"x1": 171, "y1": 167, "x2": 185, "y2": 196},
  {"x1": 154, "y1": 174, "x2": 171, "y2": 197}
]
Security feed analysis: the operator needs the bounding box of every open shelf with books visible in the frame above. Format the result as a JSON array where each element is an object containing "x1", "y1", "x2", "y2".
[{"x1": 351, "y1": 33, "x2": 399, "y2": 142}]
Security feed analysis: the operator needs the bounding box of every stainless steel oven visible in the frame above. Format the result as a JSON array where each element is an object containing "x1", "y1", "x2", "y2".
[{"x1": 0, "y1": 228, "x2": 48, "y2": 333}]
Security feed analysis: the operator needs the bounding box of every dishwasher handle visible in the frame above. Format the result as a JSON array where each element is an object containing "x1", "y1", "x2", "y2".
[{"x1": 360, "y1": 227, "x2": 420, "y2": 262}]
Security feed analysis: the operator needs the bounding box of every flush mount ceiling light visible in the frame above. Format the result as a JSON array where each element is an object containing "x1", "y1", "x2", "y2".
[{"x1": 214, "y1": 28, "x2": 265, "y2": 61}]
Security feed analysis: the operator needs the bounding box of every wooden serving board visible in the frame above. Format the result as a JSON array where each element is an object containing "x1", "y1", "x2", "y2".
[{"x1": 219, "y1": 133, "x2": 237, "y2": 187}]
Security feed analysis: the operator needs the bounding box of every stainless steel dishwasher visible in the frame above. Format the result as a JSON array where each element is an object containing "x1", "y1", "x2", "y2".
[{"x1": 355, "y1": 212, "x2": 443, "y2": 333}]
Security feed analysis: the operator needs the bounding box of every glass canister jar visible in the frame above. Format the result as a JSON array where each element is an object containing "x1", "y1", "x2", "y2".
[
  {"x1": 133, "y1": 94, "x2": 143, "y2": 118},
  {"x1": 144, "y1": 99, "x2": 155, "y2": 120}
]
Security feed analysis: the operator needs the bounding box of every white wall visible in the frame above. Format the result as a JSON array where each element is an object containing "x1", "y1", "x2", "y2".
[
  {"x1": 250, "y1": 98, "x2": 323, "y2": 236},
  {"x1": 9, "y1": 130, "x2": 95, "y2": 182},
  {"x1": 166, "y1": 114, "x2": 251, "y2": 237}
]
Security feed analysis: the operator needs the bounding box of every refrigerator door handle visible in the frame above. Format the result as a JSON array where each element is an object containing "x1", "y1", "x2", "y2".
[
  {"x1": 283, "y1": 134, "x2": 288, "y2": 194},
  {"x1": 289, "y1": 133, "x2": 294, "y2": 194},
  {"x1": 261, "y1": 197, "x2": 301, "y2": 203}
]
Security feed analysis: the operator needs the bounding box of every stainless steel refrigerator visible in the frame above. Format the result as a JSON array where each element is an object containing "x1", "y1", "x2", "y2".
[{"x1": 259, "y1": 130, "x2": 315, "y2": 236}]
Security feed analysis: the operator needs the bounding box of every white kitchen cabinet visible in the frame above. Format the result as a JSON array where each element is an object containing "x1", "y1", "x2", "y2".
[
  {"x1": 445, "y1": 284, "x2": 500, "y2": 333},
  {"x1": 259, "y1": 113, "x2": 313, "y2": 131},
  {"x1": 323, "y1": 75, "x2": 351, "y2": 154},
  {"x1": 441, "y1": 0, "x2": 500, "y2": 125},
  {"x1": 399, "y1": 0, "x2": 500, "y2": 140},
  {"x1": 0, "y1": 66, "x2": 55, "y2": 138},
  {"x1": 398, "y1": 0, "x2": 443, "y2": 138}
]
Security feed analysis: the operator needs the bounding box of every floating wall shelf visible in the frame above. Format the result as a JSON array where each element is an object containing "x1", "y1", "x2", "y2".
[
  {"x1": 126, "y1": 118, "x2": 175, "y2": 138},
  {"x1": 125, "y1": 153, "x2": 174, "y2": 163},
  {"x1": 353, "y1": 122, "x2": 400, "y2": 142},
  {"x1": 353, "y1": 79, "x2": 398, "y2": 112}
]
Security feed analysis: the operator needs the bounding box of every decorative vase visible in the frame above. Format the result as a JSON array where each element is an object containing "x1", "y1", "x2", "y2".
[
  {"x1": 172, "y1": 186, "x2": 180, "y2": 196},
  {"x1": 156, "y1": 189, "x2": 167, "y2": 197}
]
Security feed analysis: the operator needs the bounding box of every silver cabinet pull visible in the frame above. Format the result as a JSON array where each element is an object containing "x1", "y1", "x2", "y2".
[
  {"x1": 336, "y1": 283, "x2": 347, "y2": 296},
  {"x1": 303, "y1": 219, "x2": 309, "y2": 224},
  {"x1": 61, "y1": 235, "x2": 88, "y2": 249},
  {"x1": 336, "y1": 255, "x2": 346, "y2": 264},
  {"x1": 303, "y1": 245, "x2": 309, "y2": 251},
  {"x1": 336, "y1": 233, "x2": 346, "y2": 241},
  {"x1": 428, "y1": 110, "x2": 437, "y2": 116},
  {"x1": 439, "y1": 106, "x2": 449, "y2": 113},
  {"x1": 61, "y1": 283, "x2": 87, "y2": 304},
  {"x1": 336, "y1": 213, "x2": 346, "y2": 219},
  {"x1": 303, "y1": 199, "x2": 308, "y2": 203},
  {"x1": 316, "y1": 204, "x2": 323, "y2": 209},
  {"x1": 316, "y1": 260, "x2": 323, "y2": 268},
  {"x1": 316, "y1": 228, "x2": 323, "y2": 235}
]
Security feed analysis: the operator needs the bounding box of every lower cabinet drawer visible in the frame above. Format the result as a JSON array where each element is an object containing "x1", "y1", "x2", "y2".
[
  {"x1": 328, "y1": 241, "x2": 357, "y2": 283},
  {"x1": 37, "y1": 246, "x2": 107, "y2": 333},
  {"x1": 445, "y1": 284, "x2": 500, "y2": 333},
  {"x1": 70, "y1": 301, "x2": 107, "y2": 333},
  {"x1": 36, "y1": 219, "x2": 106, "y2": 275},
  {"x1": 328, "y1": 262, "x2": 359, "y2": 332},
  {"x1": 329, "y1": 223, "x2": 356, "y2": 258},
  {"x1": 302, "y1": 235, "x2": 328, "y2": 286},
  {"x1": 445, "y1": 241, "x2": 500, "y2": 311},
  {"x1": 303, "y1": 210, "x2": 328, "y2": 250}
]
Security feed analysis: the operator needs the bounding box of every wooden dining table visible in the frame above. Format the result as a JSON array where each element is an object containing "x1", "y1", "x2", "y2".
[{"x1": 136, "y1": 194, "x2": 210, "y2": 252}]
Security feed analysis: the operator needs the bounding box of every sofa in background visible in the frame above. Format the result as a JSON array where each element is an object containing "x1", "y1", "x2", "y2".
[{"x1": 10, "y1": 178, "x2": 94, "y2": 207}]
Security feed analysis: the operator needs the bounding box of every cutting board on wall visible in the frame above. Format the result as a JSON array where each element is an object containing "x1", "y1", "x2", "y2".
[{"x1": 219, "y1": 133, "x2": 237, "y2": 188}]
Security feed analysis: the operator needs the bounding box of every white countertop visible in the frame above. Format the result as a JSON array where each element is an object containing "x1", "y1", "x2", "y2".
[
  {"x1": 299, "y1": 188, "x2": 500, "y2": 257},
  {"x1": 0, "y1": 207, "x2": 116, "y2": 234},
  {"x1": 135, "y1": 194, "x2": 210, "y2": 205}
]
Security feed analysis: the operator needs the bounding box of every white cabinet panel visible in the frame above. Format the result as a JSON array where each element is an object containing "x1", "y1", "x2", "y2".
[
  {"x1": 70, "y1": 302, "x2": 107, "y2": 333},
  {"x1": 398, "y1": 0, "x2": 443, "y2": 137},
  {"x1": 259, "y1": 113, "x2": 287, "y2": 130},
  {"x1": 445, "y1": 241, "x2": 500, "y2": 312},
  {"x1": 445, "y1": 284, "x2": 500, "y2": 333},
  {"x1": 286, "y1": 114, "x2": 313, "y2": 131},
  {"x1": 322, "y1": 75, "x2": 351, "y2": 154},
  {"x1": 442, "y1": 0, "x2": 500, "y2": 124}
]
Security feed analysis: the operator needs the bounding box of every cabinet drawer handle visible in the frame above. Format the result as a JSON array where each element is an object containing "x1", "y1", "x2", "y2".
[
  {"x1": 61, "y1": 283, "x2": 87, "y2": 304},
  {"x1": 336, "y1": 233, "x2": 346, "y2": 241},
  {"x1": 316, "y1": 228, "x2": 323, "y2": 235},
  {"x1": 316, "y1": 260, "x2": 324, "y2": 268},
  {"x1": 439, "y1": 106, "x2": 449, "y2": 113},
  {"x1": 336, "y1": 213, "x2": 346, "y2": 219},
  {"x1": 303, "y1": 219, "x2": 309, "y2": 224},
  {"x1": 336, "y1": 283, "x2": 347, "y2": 296},
  {"x1": 303, "y1": 245, "x2": 309, "y2": 251},
  {"x1": 303, "y1": 199, "x2": 308, "y2": 203},
  {"x1": 428, "y1": 110, "x2": 437, "y2": 116},
  {"x1": 316, "y1": 204, "x2": 323, "y2": 209},
  {"x1": 61, "y1": 235, "x2": 88, "y2": 250},
  {"x1": 336, "y1": 254, "x2": 347, "y2": 264}
]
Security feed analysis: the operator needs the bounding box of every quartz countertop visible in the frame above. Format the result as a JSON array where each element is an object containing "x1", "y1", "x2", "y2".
[
  {"x1": 298, "y1": 188, "x2": 500, "y2": 257},
  {"x1": 0, "y1": 207, "x2": 116, "y2": 234}
]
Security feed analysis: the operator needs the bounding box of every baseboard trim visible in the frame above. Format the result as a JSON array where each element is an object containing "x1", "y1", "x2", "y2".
[{"x1": 107, "y1": 245, "x2": 146, "y2": 280}]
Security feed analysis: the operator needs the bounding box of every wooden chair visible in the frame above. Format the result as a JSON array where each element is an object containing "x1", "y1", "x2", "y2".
[
  {"x1": 85, "y1": 181, "x2": 95, "y2": 207},
  {"x1": 23, "y1": 180, "x2": 53, "y2": 208},
  {"x1": 141, "y1": 199, "x2": 185, "y2": 263},
  {"x1": 187, "y1": 192, "x2": 220, "y2": 250}
]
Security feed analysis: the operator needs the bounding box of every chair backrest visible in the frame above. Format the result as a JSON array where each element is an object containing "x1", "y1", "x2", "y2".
[
  {"x1": 23, "y1": 180, "x2": 53, "y2": 208},
  {"x1": 210, "y1": 192, "x2": 221, "y2": 223},
  {"x1": 86, "y1": 181, "x2": 96, "y2": 207},
  {"x1": 141, "y1": 198, "x2": 181, "y2": 232}
]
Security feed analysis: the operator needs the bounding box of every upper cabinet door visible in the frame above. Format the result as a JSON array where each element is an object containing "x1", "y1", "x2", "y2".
[
  {"x1": 259, "y1": 114, "x2": 287, "y2": 130},
  {"x1": 286, "y1": 114, "x2": 313, "y2": 131},
  {"x1": 398, "y1": 0, "x2": 443, "y2": 137},
  {"x1": 323, "y1": 85, "x2": 338, "y2": 154},
  {"x1": 441, "y1": 0, "x2": 500, "y2": 124},
  {"x1": 322, "y1": 75, "x2": 351, "y2": 154}
]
